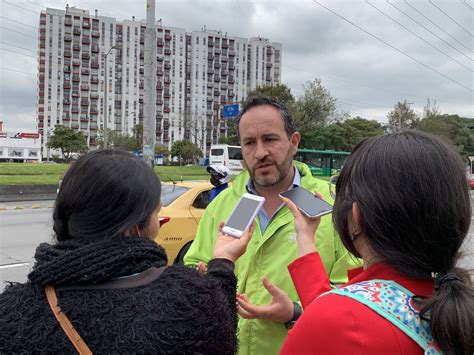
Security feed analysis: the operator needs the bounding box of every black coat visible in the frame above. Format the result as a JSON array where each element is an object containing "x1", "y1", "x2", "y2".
[{"x1": 0, "y1": 237, "x2": 237, "y2": 354}]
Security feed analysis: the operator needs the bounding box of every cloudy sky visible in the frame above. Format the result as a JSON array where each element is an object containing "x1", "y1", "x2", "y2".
[{"x1": 0, "y1": 0, "x2": 472, "y2": 132}]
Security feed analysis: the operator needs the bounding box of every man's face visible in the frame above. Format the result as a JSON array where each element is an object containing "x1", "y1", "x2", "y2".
[{"x1": 239, "y1": 105, "x2": 300, "y2": 188}]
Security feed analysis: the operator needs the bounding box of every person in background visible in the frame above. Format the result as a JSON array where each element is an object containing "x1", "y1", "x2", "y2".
[
  {"x1": 239, "y1": 131, "x2": 474, "y2": 355},
  {"x1": 185, "y1": 97, "x2": 360, "y2": 355},
  {"x1": 207, "y1": 164, "x2": 231, "y2": 201},
  {"x1": 0, "y1": 149, "x2": 252, "y2": 355}
]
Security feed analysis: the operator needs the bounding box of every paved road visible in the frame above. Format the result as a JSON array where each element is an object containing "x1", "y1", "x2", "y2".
[{"x1": 1, "y1": 198, "x2": 473, "y2": 292}]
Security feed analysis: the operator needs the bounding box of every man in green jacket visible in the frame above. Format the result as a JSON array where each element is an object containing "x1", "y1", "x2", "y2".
[{"x1": 185, "y1": 97, "x2": 359, "y2": 355}]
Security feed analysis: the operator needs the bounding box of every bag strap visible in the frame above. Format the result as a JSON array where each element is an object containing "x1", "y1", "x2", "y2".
[
  {"x1": 45, "y1": 285, "x2": 93, "y2": 355},
  {"x1": 44, "y1": 266, "x2": 168, "y2": 354}
]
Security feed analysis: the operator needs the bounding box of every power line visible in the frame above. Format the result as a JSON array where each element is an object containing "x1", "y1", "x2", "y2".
[
  {"x1": 0, "y1": 66, "x2": 36, "y2": 76},
  {"x1": 405, "y1": 1, "x2": 472, "y2": 54},
  {"x1": 366, "y1": 0, "x2": 473, "y2": 72},
  {"x1": 461, "y1": 0, "x2": 474, "y2": 11},
  {"x1": 0, "y1": 15, "x2": 38, "y2": 30},
  {"x1": 429, "y1": 0, "x2": 473, "y2": 37},
  {"x1": 0, "y1": 47, "x2": 37, "y2": 59},
  {"x1": 314, "y1": 0, "x2": 473, "y2": 92},
  {"x1": 0, "y1": 41, "x2": 37, "y2": 53},
  {"x1": 387, "y1": 1, "x2": 473, "y2": 61},
  {"x1": 338, "y1": 97, "x2": 389, "y2": 109},
  {"x1": 0, "y1": 25, "x2": 37, "y2": 39},
  {"x1": 284, "y1": 65, "x2": 440, "y2": 103},
  {"x1": 2, "y1": 0, "x2": 38, "y2": 14}
]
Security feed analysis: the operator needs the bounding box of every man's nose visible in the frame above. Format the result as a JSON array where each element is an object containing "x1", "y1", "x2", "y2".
[{"x1": 254, "y1": 143, "x2": 269, "y2": 160}]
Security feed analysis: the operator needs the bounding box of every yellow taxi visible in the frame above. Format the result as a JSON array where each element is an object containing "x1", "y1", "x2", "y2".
[{"x1": 155, "y1": 181, "x2": 214, "y2": 264}]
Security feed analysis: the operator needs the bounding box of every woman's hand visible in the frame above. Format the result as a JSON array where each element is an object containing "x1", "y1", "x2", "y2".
[
  {"x1": 281, "y1": 194, "x2": 322, "y2": 257},
  {"x1": 213, "y1": 221, "x2": 254, "y2": 263},
  {"x1": 236, "y1": 278, "x2": 294, "y2": 323}
]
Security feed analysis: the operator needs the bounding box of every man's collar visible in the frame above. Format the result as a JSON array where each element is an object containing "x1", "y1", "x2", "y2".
[{"x1": 246, "y1": 165, "x2": 301, "y2": 194}]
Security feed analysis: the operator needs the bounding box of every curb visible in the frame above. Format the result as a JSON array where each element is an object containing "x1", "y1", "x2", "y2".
[{"x1": 0, "y1": 204, "x2": 54, "y2": 211}]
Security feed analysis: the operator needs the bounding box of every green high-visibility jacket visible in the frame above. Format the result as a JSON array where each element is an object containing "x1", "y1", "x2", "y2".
[{"x1": 184, "y1": 161, "x2": 360, "y2": 355}]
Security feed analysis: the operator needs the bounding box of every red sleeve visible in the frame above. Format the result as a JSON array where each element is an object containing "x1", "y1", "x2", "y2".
[{"x1": 287, "y1": 252, "x2": 332, "y2": 309}]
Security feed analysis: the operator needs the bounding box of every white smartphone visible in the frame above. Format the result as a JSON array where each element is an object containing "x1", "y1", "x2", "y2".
[
  {"x1": 280, "y1": 186, "x2": 333, "y2": 219},
  {"x1": 222, "y1": 193, "x2": 265, "y2": 238}
]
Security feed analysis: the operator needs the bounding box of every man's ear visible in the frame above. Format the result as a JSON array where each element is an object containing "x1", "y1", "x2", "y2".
[{"x1": 291, "y1": 132, "x2": 301, "y2": 154}]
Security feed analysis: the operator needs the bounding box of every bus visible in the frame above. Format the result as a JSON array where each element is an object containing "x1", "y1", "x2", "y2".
[
  {"x1": 209, "y1": 145, "x2": 350, "y2": 177},
  {"x1": 295, "y1": 149, "x2": 350, "y2": 177},
  {"x1": 209, "y1": 144, "x2": 244, "y2": 175}
]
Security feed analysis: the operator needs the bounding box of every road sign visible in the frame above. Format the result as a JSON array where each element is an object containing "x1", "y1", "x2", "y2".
[{"x1": 222, "y1": 104, "x2": 240, "y2": 118}]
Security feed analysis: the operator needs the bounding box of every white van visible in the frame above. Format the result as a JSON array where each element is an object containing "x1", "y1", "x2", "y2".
[{"x1": 209, "y1": 144, "x2": 244, "y2": 175}]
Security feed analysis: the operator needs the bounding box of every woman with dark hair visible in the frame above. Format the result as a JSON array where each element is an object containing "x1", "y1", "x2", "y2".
[
  {"x1": 0, "y1": 149, "x2": 252, "y2": 354},
  {"x1": 238, "y1": 131, "x2": 474, "y2": 354}
]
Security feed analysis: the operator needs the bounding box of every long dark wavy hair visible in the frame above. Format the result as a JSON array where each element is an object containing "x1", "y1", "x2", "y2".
[{"x1": 333, "y1": 130, "x2": 473, "y2": 354}]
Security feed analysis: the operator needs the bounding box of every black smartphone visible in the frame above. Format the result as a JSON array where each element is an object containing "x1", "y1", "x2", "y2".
[{"x1": 280, "y1": 186, "x2": 333, "y2": 218}]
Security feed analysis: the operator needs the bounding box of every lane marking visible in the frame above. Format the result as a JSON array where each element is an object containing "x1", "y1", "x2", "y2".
[{"x1": 0, "y1": 262, "x2": 30, "y2": 269}]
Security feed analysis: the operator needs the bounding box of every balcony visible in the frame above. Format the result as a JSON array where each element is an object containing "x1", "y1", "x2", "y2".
[
  {"x1": 63, "y1": 98, "x2": 71, "y2": 104},
  {"x1": 91, "y1": 61, "x2": 99, "y2": 68},
  {"x1": 63, "y1": 82, "x2": 71, "y2": 89},
  {"x1": 72, "y1": 106, "x2": 79, "y2": 113},
  {"x1": 207, "y1": 68, "x2": 214, "y2": 74},
  {"x1": 207, "y1": 109, "x2": 214, "y2": 115},
  {"x1": 157, "y1": 55, "x2": 164, "y2": 61},
  {"x1": 81, "y1": 99, "x2": 89, "y2": 106},
  {"x1": 266, "y1": 62, "x2": 272, "y2": 68},
  {"x1": 90, "y1": 92, "x2": 99, "y2": 99},
  {"x1": 82, "y1": 52, "x2": 90, "y2": 60},
  {"x1": 91, "y1": 30, "x2": 100, "y2": 38},
  {"x1": 229, "y1": 50, "x2": 235, "y2": 57},
  {"x1": 214, "y1": 75, "x2": 220, "y2": 82},
  {"x1": 208, "y1": 40, "x2": 214, "y2": 47},
  {"x1": 221, "y1": 56, "x2": 228, "y2": 62},
  {"x1": 163, "y1": 107, "x2": 171, "y2": 113},
  {"x1": 64, "y1": 65, "x2": 71, "y2": 73},
  {"x1": 222, "y1": 42, "x2": 228, "y2": 49},
  {"x1": 72, "y1": 90, "x2": 80, "y2": 97},
  {"x1": 228, "y1": 90, "x2": 235, "y2": 97},
  {"x1": 228, "y1": 77, "x2": 235, "y2": 84},
  {"x1": 156, "y1": 100, "x2": 163, "y2": 105},
  {"x1": 91, "y1": 76, "x2": 98, "y2": 84},
  {"x1": 164, "y1": 77, "x2": 171, "y2": 84},
  {"x1": 214, "y1": 48, "x2": 221, "y2": 55},
  {"x1": 73, "y1": 43, "x2": 81, "y2": 51},
  {"x1": 164, "y1": 48, "x2": 171, "y2": 55},
  {"x1": 73, "y1": 27, "x2": 81, "y2": 35},
  {"x1": 72, "y1": 75, "x2": 80, "y2": 82},
  {"x1": 82, "y1": 22, "x2": 90, "y2": 29},
  {"x1": 163, "y1": 91, "x2": 171, "y2": 98},
  {"x1": 64, "y1": 35, "x2": 72, "y2": 42},
  {"x1": 164, "y1": 33, "x2": 172, "y2": 40},
  {"x1": 221, "y1": 70, "x2": 228, "y2": 76},
  {"x1": 266, "y1": 47, "x2": 273, "y2": 55},
  {"x1": 82, "y1": 37, "x2": 90, "y2": 45},
  {"x1": 207, "y1": 82, "x2": 214, "y2": 88},
  {"x1": 80, "y1": 115, "x2": 89, "y2": 122},
  {"x1": 65, "y1": 18, "x2": 72, "y2": 26},
  {"x1": 90, "y1": 105, "x2": 98, "y2": 114},
  {"x1": 214, "y1": 90, "x2": 220, "y2": 96},
  {"x1": 63, "y1": 114, "x2": 71, "y2": 121},
  {"x1": 229, "y1": 63, "x2": 235, "y2": 70},
  {"x1": 72, "y1": 59, "x2": 81, "y2": 66},
  {"x1": 157, "y1": 39, "x2": 164, "y2": 47},
  {"x1": 91, "y1": 45, "x2": 99, "y2": 53},
  {"x1": 214, "y1": 62, "x2": 221, "y2": 69},
  {"x1": 64, "y1": 50, "x2": 72, "y2": 58},
  {"x1": 207, "y1": 96, "x2": 213, "y2": 102}
]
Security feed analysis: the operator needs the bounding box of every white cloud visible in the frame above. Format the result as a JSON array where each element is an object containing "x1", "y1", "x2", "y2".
[{"x1": 0, "y1": 0, "x2": 472, "y2": 133}]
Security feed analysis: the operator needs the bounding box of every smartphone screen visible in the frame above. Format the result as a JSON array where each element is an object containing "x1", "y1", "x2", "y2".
[
  {"x1": 280, "y1": 187, "x2": 333, "y2": 218},
  {"x1": 226, "y1": 196, "x2": 263, "y2": 231}
]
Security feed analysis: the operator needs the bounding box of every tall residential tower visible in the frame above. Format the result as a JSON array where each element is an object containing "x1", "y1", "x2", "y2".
[{"x1": 37, "y1": 6, "x2": 282, "y2": 156}]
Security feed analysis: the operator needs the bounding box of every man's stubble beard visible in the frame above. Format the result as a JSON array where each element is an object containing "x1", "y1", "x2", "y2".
[{"x1": 247, "y1": 148, "x2": 294, "y2": 188}]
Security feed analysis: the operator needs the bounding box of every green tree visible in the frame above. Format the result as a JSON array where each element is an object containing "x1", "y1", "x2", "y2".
[
  {"x1": 294, "y1": 78, "x2": 337, "y2": 132},
  {"x1": 246, "y1": 83, "x2": 295, "y2": 108},
  {"x1": 154, "y1": 143, "x2": 170, "y2": 156},
  {"x1": 387, "y1": 100, "x2": 419, "y2": 131},
  {"x1": 416, "y1": 114, "x2": 472, "y2": 156},
  {"x1": 170, "y1": 140, "x2": 203, "y2": 164},
  {"x1": 46, "y1": 125, "x2": 87, "y2": 162}
]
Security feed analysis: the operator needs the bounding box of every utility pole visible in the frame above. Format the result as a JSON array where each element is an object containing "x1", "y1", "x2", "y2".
[
  {"x1": 103, "y1": 45, "x2": 116, "y2": 149},
  {"x1": 143, "y1": 0, "x2": 157, "y2": 167}
]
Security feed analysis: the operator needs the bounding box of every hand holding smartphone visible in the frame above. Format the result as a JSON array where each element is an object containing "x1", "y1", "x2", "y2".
[
  {"x1": 279, "y1": 186, "x2": 332, "y2": 219},
  {"x1": 222, "y1": 193, "x2": 265, "y2": 238}
]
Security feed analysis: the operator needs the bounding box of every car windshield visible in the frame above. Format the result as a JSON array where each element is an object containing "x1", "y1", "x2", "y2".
[{"x1": 161, "y1": 185, "x2": 189, "y2": 207}]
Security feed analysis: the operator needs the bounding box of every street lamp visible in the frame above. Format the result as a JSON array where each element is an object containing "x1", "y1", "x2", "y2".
[{"x1": 103, "y1": 45, "x2": 117, "y2": 149}]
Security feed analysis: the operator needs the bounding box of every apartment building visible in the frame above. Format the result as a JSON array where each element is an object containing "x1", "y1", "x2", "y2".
[{"x1": 37, "y1": 6, "x2": 282, "y2": 156}]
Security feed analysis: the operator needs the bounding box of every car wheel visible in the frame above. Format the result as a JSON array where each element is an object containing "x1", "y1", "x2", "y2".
[{"x1": 174, "y1": 242, "x2": 193, "y2": 264}]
